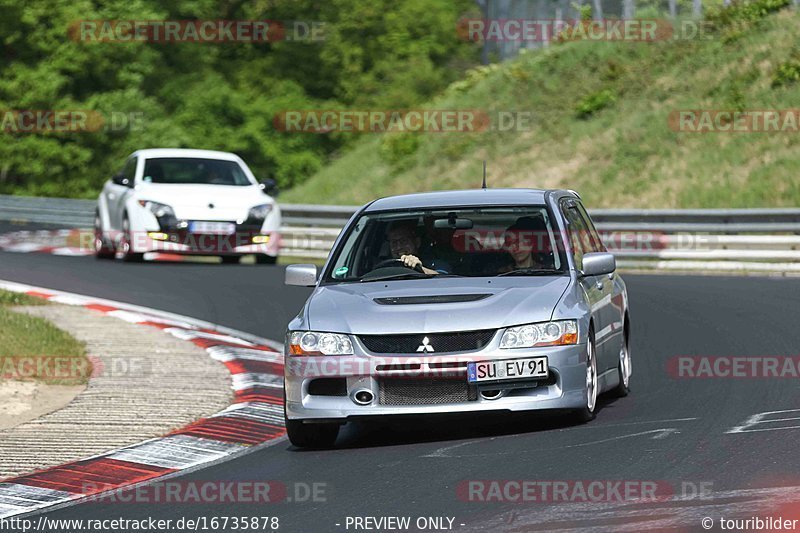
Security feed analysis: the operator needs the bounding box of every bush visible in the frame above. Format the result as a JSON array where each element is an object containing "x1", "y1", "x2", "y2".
[
  {"x1": 379, "y1": 133, "x2": 420, "y2": 167},
  {"x1": 575, "y1": 89, "x2": 616, "y2": 119},
  {"x1": 772, "y1": 49, "x2": 800, "y2": 88}
]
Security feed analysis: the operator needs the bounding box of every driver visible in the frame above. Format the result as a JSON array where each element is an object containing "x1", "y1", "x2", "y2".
[{"x1": 386, "y1": 220, "x2": 443, "y2": 275}]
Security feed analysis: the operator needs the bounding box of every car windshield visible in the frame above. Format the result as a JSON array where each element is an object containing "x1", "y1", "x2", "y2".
[
  {"x1": 142, "y1": 158, "x2": 252, "y2": 186},
  {"x1": 324, "y1": 206, "x2": 568, "y2": 283}
]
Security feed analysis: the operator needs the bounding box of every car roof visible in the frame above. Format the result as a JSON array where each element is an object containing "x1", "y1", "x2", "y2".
[
  {"x1": 131, "y1": 148, "x2": 243, "y2": 161},
  {"x1": 363, "y1": 189, "x2": 575, "y2": 212}
]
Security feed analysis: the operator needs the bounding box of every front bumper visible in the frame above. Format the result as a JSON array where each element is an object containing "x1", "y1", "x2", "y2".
[
  {"x1": 144, "y1": 230, "x2": 281, "y2": 257},
  {"x1": 284, "y1": 342, "x2": 589, "y2": 421}
]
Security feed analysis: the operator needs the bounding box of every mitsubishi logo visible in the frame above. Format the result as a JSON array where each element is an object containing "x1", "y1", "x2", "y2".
[{"x1": 416, "y1": 336, "x2": 435, "y2": 353}]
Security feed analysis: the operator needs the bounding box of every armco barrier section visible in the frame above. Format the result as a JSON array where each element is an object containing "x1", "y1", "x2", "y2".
[{"x1": 2, "y1": 194, "x2": 800, "y2": 272}]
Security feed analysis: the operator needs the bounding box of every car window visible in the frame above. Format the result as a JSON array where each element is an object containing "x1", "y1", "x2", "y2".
[
  {"x1": 323, "y1": 206, "x2": 568, "y2": 282},
  {"x1": 122, "y1": 158, "x2": 137, "y2": 184},
  {"x1": 142, "y1": 158, "x2": 252, "y2": 186},
  {"x1": 575, "y1": 202, "x2": 605, "y2": 253},
  {"x1": 560, "y1": 199, "x2": 592, "y2": 271}
]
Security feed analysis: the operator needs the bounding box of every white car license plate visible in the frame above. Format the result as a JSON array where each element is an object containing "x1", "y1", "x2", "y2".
[
  {"x1": 467, "y1": 357, "x2": 548, "y2": 383},
  {"x1": 188, "y1": 221, "x2": 236, "y2": 235}
]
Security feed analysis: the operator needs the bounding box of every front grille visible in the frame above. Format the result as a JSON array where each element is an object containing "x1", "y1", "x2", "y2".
[
  {"x1": 378, "y1": 378, "x2": 477, "y2": 405},
  {"x1": 359, "y1": 329, "x2": 496, "y2": 354}
]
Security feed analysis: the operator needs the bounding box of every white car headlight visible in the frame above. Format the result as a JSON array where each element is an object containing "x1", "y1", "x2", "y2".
[
  {"x1": 248, "y1": 204, "x2": 273, "y2": 219},
  {"x1": 500, "y1": 320, "x2": 578, "y2": 349},
  {"x1": 288, "y1": 331, "x2": 353, "y2": 356},
  {"x1": 138, "y1": 200, "x2": 175, "y2": 218}
]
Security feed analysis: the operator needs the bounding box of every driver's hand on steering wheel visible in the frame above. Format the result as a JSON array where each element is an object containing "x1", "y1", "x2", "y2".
[{"x1": 400, "y1": 254, "x2": 423, "y2": 270}]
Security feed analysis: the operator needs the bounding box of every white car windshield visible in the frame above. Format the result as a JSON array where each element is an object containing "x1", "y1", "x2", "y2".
[
  {"x1": 142, "y1": 158, "x2": 252, "y2": 186},
  {"x1": 325, "y1": 206, "x2": 568, "y2": 282}
]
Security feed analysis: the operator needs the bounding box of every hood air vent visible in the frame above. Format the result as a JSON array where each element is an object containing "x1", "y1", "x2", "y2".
[{"x1": 373, "y1": 294, "x2": 491, "y2": 305}]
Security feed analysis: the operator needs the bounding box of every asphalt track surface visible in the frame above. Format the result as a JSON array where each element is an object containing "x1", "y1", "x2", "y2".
[{"x1": 2, "y1": 233, "x2": 800, "y2": 532}]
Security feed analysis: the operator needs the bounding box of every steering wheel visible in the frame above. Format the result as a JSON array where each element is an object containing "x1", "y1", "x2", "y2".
[{"x1": 373, "y1": 258, "x2": 424, "y2": 273}]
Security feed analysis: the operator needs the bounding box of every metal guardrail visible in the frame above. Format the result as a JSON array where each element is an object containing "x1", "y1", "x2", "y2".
[{"x1": 2, "y1": 194, "x2": 800, "y2": 272}]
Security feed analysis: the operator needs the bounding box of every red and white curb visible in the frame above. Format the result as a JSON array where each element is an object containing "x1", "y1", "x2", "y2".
[
  {"x1": 0, "y1": 229, "x2": 208, "y2": 262},
  {"x1": 0, "y1": 229, "x2": 91, "y2": 256},
  {"x1": 0, "y1": 280, "x2": 286, "y2": 519},
  {"x1": 0, "y1": 229, "x2": 281, "y2": 262}
]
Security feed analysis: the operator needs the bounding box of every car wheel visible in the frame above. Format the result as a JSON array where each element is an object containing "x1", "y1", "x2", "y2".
[
  {"x1": 611, "y1": 328, "x2": 631, "y2": 398},
  {"x1": 283, "y1": 389, "x2": 339, "y2": 448},
  {"x1": 574, "y1": 327, "x2": 598, "y2": 423},
  {"x1": 120, "y1": 217, "x2": 144, "y2": 263},
  {"x1": 255, "y1": 254, "x2": 277, "y2": 265},
  {"x1": 221, "y1": 256, "x2": 241, "y2": 264},
  {"x1": 94, "y1": 212, "x2": 115, "y2": 260}
]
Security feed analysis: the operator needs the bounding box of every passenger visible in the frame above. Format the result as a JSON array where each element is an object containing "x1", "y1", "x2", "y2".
[{"x1": 500, "y1": 216, "x2": 553, "y2": 272}]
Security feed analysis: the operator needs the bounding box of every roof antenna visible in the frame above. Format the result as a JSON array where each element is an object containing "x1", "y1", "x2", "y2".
[{"x1": 481, "y1": 160, "x2": 487, "y2": 189}]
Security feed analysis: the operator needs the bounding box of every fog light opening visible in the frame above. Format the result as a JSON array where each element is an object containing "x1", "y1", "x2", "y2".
[{"x1": 352, "y1": 389, "x2": 374, "y2": 405}]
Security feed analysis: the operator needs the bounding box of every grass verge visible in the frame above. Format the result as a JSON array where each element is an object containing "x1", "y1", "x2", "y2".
[
  {"x1": 0, "y1": 290, "x2": 91, "y2": 385},
  {"x1": 283, "y1": 4, "x2": 800, "y2": 208}
]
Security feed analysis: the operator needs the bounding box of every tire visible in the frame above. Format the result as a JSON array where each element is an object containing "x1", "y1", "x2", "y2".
[
  {"x1": 611, "y1": 325, "x2": 631, "y2": 398},
  {"x1": 221, "y1": 256, "x2": 241, "y2": 264},
  {"x1": 119, "y1": 217, "x2": 144, "y2": 263},
  {"x1": 94, "y1": 212, "x2": 115, "y2": 260},
  {"x1": 255, "y1": 254, "x2": 277, "y2": 265},
  {"x1": 285, "y1": 418, "x2": 340, "y2": 449},
  {"x1": 284, "y1": 388, "x2": 339, "y2": 448},
  {"x1": 574, "y1": 326, "x2": 598, "y2": 423}
]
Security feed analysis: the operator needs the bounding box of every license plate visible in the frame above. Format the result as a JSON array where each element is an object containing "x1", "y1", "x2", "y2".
[
  {"x1": 188, "y1": 221, "x2": 235, "y2": 235},
  {"x1": 467, "y1": 357, "x2": 548, "y2": 383}
]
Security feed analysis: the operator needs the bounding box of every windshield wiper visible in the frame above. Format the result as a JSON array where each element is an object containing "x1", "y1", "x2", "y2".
[{"x1": 496, "y1": 268, "x2": 560, "y2": 277}]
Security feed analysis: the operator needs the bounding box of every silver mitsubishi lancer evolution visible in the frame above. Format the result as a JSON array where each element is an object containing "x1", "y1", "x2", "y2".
[{"x1": 283, "y1": 188, "x2": 631, "y2": 448}]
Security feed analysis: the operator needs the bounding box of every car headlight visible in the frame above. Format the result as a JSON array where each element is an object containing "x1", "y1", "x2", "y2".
[
  {"x1": 288, "y1": 331, "x2": 353, "y2": 355},
  {"x1": 248, "y1": 204, "x2": 273, "y2": 220},
  {"x1": 138, "y1": 200, "x2": 175, "y2": 218},
  {"x1": 500, "y1": 320, "x2": 578, "y2": 349}
]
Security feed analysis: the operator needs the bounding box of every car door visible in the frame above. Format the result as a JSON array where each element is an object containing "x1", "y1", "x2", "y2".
[
  {"x1": 576, "y1": 202, "x2": 625, "y2": 364},
  {"x1": 560, "y1": 199, "x2": 613, "y2": 370},
  {"x1": 105, "y1": 157, "x2": 137, "y2": 231}
]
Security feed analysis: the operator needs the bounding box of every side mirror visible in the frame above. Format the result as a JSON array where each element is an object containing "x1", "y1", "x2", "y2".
[
  {"x1": 581, "y1": 252, "x2": 616, "y2": 277},
  {"x1": 259, "y1": 178, "x2": 279, "y2": 197},
  {"x1": 112, "y1": 174, "x2": 131, "y2": 187},
  {"x1": 285, "y1": 264, "x2": 318, "y2": 286}
]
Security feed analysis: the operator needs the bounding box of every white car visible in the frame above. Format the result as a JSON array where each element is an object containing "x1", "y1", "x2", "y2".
[{"x1": 94, "y1": 149, "x2": 281, "y2": 263}]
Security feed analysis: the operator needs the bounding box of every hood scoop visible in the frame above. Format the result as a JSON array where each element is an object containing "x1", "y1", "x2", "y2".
[{"x1": 373, "y1": 294, "x2": 491, "y2": 305}]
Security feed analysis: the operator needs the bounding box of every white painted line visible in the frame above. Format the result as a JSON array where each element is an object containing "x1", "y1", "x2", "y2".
[
  {"x1": 107, "y1": 435, "x2": 247, "y2": 469},
  {"x1": 47, "y1": 294, "x2": 90, "y2": 306},
  {"x1": 207, "y1": 346, "x2": 283, "y2": 363},
  {"x1": 106, "y1": 309, "x2": 193, "y2": 328},
  {"x1": 215, "y1": 403, "x2": 284, "y2": 424},
  {"x1": 165, "y1": 327, "x2": 257, "y2": 347},
  {"x1": 231, "y1": 373, "x2": 283, "y2": 391},
  {"x1": 3, "y1": 243, "x2": 45, "y2": 252},
  {"x1": 0, "y1": 484, "x2": 75, "y2": 518}
]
